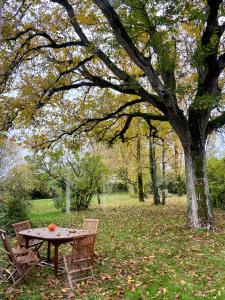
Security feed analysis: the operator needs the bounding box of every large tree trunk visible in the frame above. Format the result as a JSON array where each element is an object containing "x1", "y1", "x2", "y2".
[
  {"x1": 137, "y1": 135, "x2": 145, "y2": 202},
  {"x1": 149, "y1": 137, "x2": 161, "y2": 205},
  {"x1": 184, "y1": 140, "x2": 214, "y2": 228}
]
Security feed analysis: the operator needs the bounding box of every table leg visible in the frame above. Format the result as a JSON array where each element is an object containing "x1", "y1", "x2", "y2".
[
  {"x1": 54, "y1": 243, "x2": 59, "y2": 277},
  {"x1": 25, "y1": 237, "x2": 29, "y2": 248},
  {"x1": 47, "y1": 241, "x2": 51, "y2": 262}
]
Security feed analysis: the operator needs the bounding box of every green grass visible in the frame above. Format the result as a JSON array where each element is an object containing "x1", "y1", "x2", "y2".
[{"x1": 2, "y1": 194, "x2": 225, "y2": 299}]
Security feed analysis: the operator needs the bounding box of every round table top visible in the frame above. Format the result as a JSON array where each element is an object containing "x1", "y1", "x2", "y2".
[{"x1": 19, "y1": 227, "x2": 89, "y2": 241}]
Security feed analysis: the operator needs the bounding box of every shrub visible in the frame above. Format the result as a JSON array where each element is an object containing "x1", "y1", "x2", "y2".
[
  {"x1": 2, "y1": 193, "x2": 30, "y2": 233},
  {"x1": 0, "y1": 173, "x2": 30, "y2": 233},
  {"x1": 52, "y1": 151, "x2": 109, "y2": 211},
  {"x1": 207, "y1": 157, "x2": 225, "y2": 209}
]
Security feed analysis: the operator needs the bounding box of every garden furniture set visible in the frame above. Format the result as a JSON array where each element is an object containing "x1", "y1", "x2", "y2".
[{"x1": 0, "y1": 219, "x2": 99, "y2": 293}]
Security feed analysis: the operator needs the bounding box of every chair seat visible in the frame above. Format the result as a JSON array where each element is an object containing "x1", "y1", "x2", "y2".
[
  {"x1": 12, "y1": 247, "x2": 30, "y2": 256},
  {"x1": 21, "y1": 239, "x2": 43, "y2": 248},
  {"x1": 17, "y1": 251, "x2": 39, "y2": 266}
]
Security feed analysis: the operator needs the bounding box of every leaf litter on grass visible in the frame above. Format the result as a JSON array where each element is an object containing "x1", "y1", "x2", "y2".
[{"x1": 1, "y1": 196, "x2": 225, "y2": 299}]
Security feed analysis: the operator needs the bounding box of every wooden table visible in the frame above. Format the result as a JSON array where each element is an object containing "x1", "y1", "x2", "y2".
[{"x1": 19, "y1": 227, "x2": 89, "y2": 276}]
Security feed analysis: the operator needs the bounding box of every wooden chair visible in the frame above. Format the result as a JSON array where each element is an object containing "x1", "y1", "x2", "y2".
[
  {"x1": 83, "y1": 219, "x2": 99, "y2": 260},
  {"x1": 83, "y1": 219, "x2": 99, "y2": 234},
  {"x1": 63, "y1": 234, "x2": 96, "y2": 289},
  {"x1": 0, "y1": 229, "x2": 39, "y2": 293},
  {"x1": 12, "y1": 220, "x2": 43, "y2": 255}
]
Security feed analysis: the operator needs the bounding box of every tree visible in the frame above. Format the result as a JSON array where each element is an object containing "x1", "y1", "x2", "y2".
[
  {"x1": 148, "y1": 136, "x2": 161, "y2": 205},
  {"x1": 136, "y1": 133, "x2": 145, "y2": 202},
  {"x1": 29, "y1": 148, "x2": 108, "y2": 211},
  {"x1": 1, "y1": 0, "x2": 225, "y2": 228},
  {"x1": 110, "y1": 143, "x2": 139, "y2": 195}
]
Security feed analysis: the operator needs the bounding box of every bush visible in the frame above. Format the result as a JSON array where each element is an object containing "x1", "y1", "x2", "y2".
[
  {"x1": 0, "y1": 174, "x2": 30, "y2": 233},
  {"x1": 52, "y1": 152, "x2": 109, "y2": 211},
  {"x1": 2, "y1": 193, "x2": 29, "y2": 233},
  {"x1": 207, "y1": 157, "x2": 225, "y2": 209}
]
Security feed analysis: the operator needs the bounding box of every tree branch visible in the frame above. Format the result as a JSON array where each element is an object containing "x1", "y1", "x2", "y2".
[
  {"x1": 108, "y1": 115, "x2": 133, "y2": 144},
  {"x1": 1, "y1": 30, "x2": 84, "y2": 92},
  {"x1": 47, "y1": 82, "x2": 96, "y2": 96},
  {"x1": 34, "y1": 0, "x2": 168, "y2": 117},
  {"x1": 196, "y1": 0, "x2": 223, "y2": 96},
  {"x1": 79, "y1": 67, "x2": 167, "y2": 113},
  {"x1": 91, "y1": 98, "x2": 165, "y2": 120},
  {"x1": 207, "y1": 112, "x2": 225, "y2": 134},
  {"x1": 51, "y1": 0, "x2": 131, "y2": 81},
  {"x1": 201, "y1": 0, "x2": 222, "y2": 48},
  {"x1": 92, "y1": 0, "x2": 168, "y2": 98},
  {"x1": 34, "y1": 98, "x2": 167, "y2": 148},
  {"x1": 6, "y1": 28, "x2": 34, "y2": 41}
]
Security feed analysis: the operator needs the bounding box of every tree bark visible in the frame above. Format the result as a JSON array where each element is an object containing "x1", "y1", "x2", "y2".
[
  {"x1": 149, "y1": 137, "x2": 161, "y2": 205},
  {"x1": 137, "y1": 135, "x2": 145, "y2": 202},
  {"x1": 184, "y1": 140, "x2": 214, "y2": 228}
]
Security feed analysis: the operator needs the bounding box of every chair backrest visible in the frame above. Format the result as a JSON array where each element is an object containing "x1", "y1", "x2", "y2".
[
  {"x1": 12, "y1": 220, "x2": 31, "y2": 234},
  {"x1": 12, "y1": 220, "x2": 31, "y2": 246},
  {"x1": 83, "y1": 219, "x2": 99, "y2": 234},
  {"x1": 70, "y1": 234, "x2": 96, "y2": 264},
  {"x1": 0, "y1": 229, "x2": 17, "y2": 264}
]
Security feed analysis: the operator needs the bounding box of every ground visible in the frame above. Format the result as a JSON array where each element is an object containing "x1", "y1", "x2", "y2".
[{"x1": 1, "y1": 193, "x2": 225, "y2": 299}]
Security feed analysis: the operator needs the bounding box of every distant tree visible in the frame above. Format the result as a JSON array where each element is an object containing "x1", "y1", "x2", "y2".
[
  {"x1": 30, "y1": 148, "x2": 108, "y2": 211},
  {"x1": 73, "y1": 152, "x2": 108, "y2": 210},
  {"x1": 160, "y1": 139, "x2": 167, "y2": 205},
  {"x1": 148, "y1": 136, "x2": 160, "y2": 205},
  {"x1": 136, "y1": 133, "x2": 145, "y2": 202}
]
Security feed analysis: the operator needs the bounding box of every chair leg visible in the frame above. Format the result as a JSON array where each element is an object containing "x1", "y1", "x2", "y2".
[
  {"x1": 68, "y1": 274, "x2": 74, "y2": 290},
  {"x1": 5, "y1": 274, "x2": 24, "y2": 294},
  {"x1": 63, "y1": 256, "x2": 72, "y2": 289},
  {"x1": 5, "y1": 265, "x2": 33, "y2": 294},
  {"x1": 90, "y1": 268, "x2": 95, "y2": 281},
  {"x1": 0, "y1": 265, "x2": 11, "y2": 284},
  {"x1": 0, "y1": 266, "x2": 8, "y2": 280},
  {"x1": 5, "y1": 270, "x2": 24, "y2": 294}
]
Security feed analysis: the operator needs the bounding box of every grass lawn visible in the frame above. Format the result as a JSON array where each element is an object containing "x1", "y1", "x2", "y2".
[{"x1": 2, "y1": 193, "x2": 225, "y2": 299}]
